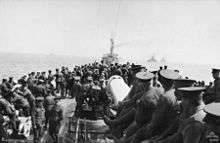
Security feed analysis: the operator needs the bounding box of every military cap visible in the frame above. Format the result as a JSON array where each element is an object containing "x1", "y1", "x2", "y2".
[
  {"x1": 92, "y1": 85, "x2": 101, "y2": 91},
  {"x1": 151, "y1": 71, "x2": 158, "y2": 75},
  {"x1": 38, "y1": 79, "x2": 45, "y2": 83},
  {"x1": 174, "y1": 79, "x2": 196, "y2": 89},
  {"x1": 131, "y1": 65, "x2": 144, "y2": 71},
  {"x1": 36, "y1": 97, "x2": 44, "y2": 102},
  {"x1": 136, "y1": 71, "x2": 154, "y2": 81},
  {"x1": 212, "y1": 68, "x2": 220, "y2": 73},
  {"x1": 204, "y1": 103, "x2": 220, "y2": 125},
  {"x1": 204, "y1": 103, "x2": 220, "y2": 117},
  {"x1": 87, "y1": 76, "x2": 93, "y2": 81},
  {"x1": 74, "y1": 76, "x2": 81, "y2": 81},
  {"x1": 19, "y1": 79, "x2": 27, "y2": 85},
  {"x1": 159, "y1": 69, "x2": 181, "y2": 80},
  {"x1": 177, "y1": 87, "x2": 206, "y2": 98}
]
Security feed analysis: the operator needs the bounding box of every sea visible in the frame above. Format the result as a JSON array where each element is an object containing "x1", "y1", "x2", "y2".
[{"x1": 0, "y1": 53, "x2": 216, "y2": 85}]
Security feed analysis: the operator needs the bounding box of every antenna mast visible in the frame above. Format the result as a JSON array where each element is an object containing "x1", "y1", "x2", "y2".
[{"x1": 110, "y1": 38, "x2": 114, "y2": 55}]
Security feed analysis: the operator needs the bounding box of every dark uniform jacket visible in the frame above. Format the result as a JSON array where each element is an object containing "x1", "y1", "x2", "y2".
[
  {"x1": 35, "y1": 107, "x2": 45, "y2": 125},
  {"x1": 19, "y1": 87, "x2": 35, "y2": 109},
  {"x1": 71, "y1": 82, "x2": 83, "y2": 99},
  {"x1": 0, "y1": 83, "x2": 10, "y2": 98},
  {"x1": 131, "y1": 89, "x2": 179, "y2": 143},
  {"x1": 135, "y1": 87, "x2": 162, "y2": 126},
  {"x1": 0, "y1": 98, "x2": 14, "y2": 116},
  {"x1": 214, "y1": 79, "x2": 220, "y2": 102},
  {"x1": 44, "y1": 95, "x2": 55, "y2": 111},
  {"x1": 30, "y1": 84, "x2": 47, "y2": 98},
  {"x1": 48, "y1": 104, "x2": 63, "y2": 133},
  {"x1": 158, "y1": 104, "x2": 206, "y2": 143}
]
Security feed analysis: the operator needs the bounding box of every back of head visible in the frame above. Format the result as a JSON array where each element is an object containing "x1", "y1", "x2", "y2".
[{"x1": 159, "y1": 69, "x2": 181, "y2": 91}]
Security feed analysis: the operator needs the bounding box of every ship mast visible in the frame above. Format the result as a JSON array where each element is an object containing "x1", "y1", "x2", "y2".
[{"x1": 110, "y1": 38, "x2": 114, "y2": 55}]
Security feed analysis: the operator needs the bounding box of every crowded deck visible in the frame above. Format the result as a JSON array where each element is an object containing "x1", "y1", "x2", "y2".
[{"x1": 0, "y1": 61, "x2": 220, "y2": 143}]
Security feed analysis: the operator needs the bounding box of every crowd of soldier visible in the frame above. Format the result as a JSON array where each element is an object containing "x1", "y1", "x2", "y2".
[
  {"x1": 103, "y1": 66, "x2": 220, "y2": 143},
  {"x1": 0, "y1": 61, "x2": 149, "y2": 143},
  {"x1": 0, "y1": 60, "x2": 220, "y2": 143}
]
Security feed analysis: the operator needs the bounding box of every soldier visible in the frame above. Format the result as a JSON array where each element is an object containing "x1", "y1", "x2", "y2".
[
  {"x1": 174, "y1": 79, "x2": 196, "y2": 101},
  {"x1": 39, "y1": 71, "x2": 47, "y2": 81},
  {"x1": 73, "y1": 76, "x2": 84, "y2": 117},
  {"x1": 70, "y1": 76, "x2": 82, "y2": 99},
  {"x1": 18, "y1": 79, "x2": 36, "y2": 141},
  {"x1": 44, "y1": 91, "x2": 55, "y2": 129},
  {"x1": 54, "y1": 68, "x2": 62, "y2": 94},
  {"x1": 48, "y1": 97, "x2": 63, "y2": 143},
  {"x1": 60, "y1": 68, "x2": 68, "y2": 98},
  {"x1": 203, "y1": 102, "x2": 220, "y2": 143},
  {"x1": 6, "y1": 76, "x2": 15, "y2": 90},
  {"x1": 0, "y1": 113, "x2": 6, "y2": 142},
  {"x1": 147, "y1": 87, "x2": 206, "y2": 143},
  {"x1": 0, "y1": 94, "x2": 17, "y2": 136},
  {"x1": 104, "y1": 71, "x2": 156, "y2": 138},
  {"x1": 27, "y1": 72, "x2": 36, "y2": 88},
  {"x1": 12, "y1": 88, "x2": 30, "y2": 116},
  {"x1": 85, "y1": 85, "x2": 103, "y2": 119},
  {"x1": 35, "y1": 97, "x2": 45, "y2": 143},
  {"x1": 30, "y1": 79, "x2": 47, "y2": 98},
  {"x1": 128, "y1": 65, "x2": 143, "y2": 86},
  {"x1": 122, "y1": 69, "x2": 180, "y2": 143},
  {"x1": 0, "y1": 79, "x2": 10, "y2": 99},
  {"x1": 116, "y1": 71, "x2": 156, "y2": 117},
  {"x1": 47, "y1": 70, "x2": 54, "y2": 83},
  {"x1": 211, "y1": 68, "x2": 220, "y2": 102}
]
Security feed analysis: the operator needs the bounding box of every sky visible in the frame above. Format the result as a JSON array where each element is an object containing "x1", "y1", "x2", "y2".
[{"x1": 0, "y1": 0, "x2": 220, "y2": 65}]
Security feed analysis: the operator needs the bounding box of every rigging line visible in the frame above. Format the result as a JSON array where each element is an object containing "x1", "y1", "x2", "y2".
[
  {"x1": 96, "y1": 0, "x2": 102, "y2": 36},
  {"x1": 110, "y1": 0, "x2": 116, "y2": 38},
  {"x1": 113, "y1": 0, "x2": 122, "y2": 39}
]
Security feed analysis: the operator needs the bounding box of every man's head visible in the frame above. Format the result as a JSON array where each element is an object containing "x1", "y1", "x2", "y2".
[
  {"x1": 178, "y1": 87, "x2": 205, "y2": 111},
  {"x1": 135, "y1": 71, "x2": 154, "y2": 92},
  {"x1": 36, "y1": 97, "x2": 44, "y2": 107},
  {"x1": 19, "y1": 79, "x2": 27, "y2": 87},
  {"x1": 9, "y1": 77, "x2": 13, "y2": 82},
  {"x1": 38, "y1": 79, "x2": 45, "y2": 85},
  {"x1": 212, "y1": 68, "x2": 220, "y2": 80},
  {"x1": 56, "y1": 68, "x2": 59, "y2": 73},
  {"x1": 74, "y1": 76, "x2": 80, "y2": 83},
  {"x1": 174, "y1": 79, "x2": 196, "y2": 100},
  {"x1": 31, "y1": 72, "x2": 35, "y2": 76},
  {"x1": 87, "y1": 76, "x2": 93, "y2": 83},
  {"x1": 159, "y1": 69, "x2": 181, "y2": 91},
  {"x1": 2, "y1": 78, "x2": 7, "y2": 83}
]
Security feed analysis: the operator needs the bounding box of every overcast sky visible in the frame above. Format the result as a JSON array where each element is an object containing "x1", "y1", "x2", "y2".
[{"x1": 0, "y1": 0, "x2": 220, "y2": 64}]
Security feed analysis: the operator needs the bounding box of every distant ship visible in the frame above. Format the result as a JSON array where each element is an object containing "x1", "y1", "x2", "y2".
[
  {"x1": 160, "y1": 57, "x2": 166, "y2": 63},
  {"x1": 147, "y1": 55, "x2": 157, "y2": 62},
  {"x1": 147, "y1": 56, "x2": 166, "y2": 63}
]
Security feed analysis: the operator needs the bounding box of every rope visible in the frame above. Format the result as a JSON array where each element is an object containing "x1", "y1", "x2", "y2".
[
  {"x1": 96, "y1": 0, "x2": 102, "y2": 36},
  {"x1": 113, "y1": 0, "x2": 122, "y2": 39}
]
